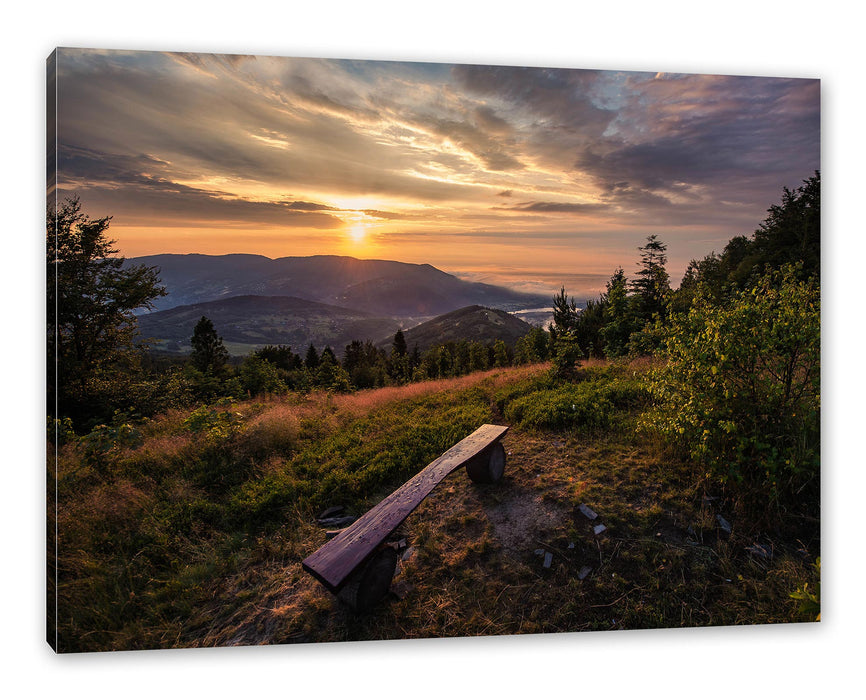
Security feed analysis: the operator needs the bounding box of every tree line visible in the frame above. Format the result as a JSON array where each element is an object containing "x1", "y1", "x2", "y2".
[
  {"x1": 47, "y1": 197, "x2": 555, "y2": 430},
  {"x1": 48, "y1": 169, "x2": 820, "y2": 484}
]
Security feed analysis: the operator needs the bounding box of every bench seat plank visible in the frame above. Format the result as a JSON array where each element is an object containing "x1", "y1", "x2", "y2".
[{"x1": 302, "y1": 424, "x2": 509, "y2": 592}]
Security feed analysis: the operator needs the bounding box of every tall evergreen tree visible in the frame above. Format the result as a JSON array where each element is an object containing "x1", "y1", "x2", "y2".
[
  {"x1": 305, "y1": 343, "x2": 320, "y2": 370},
  {"x1": 189, "y1": 316, "x2": 229, "y2": 375},
  {"x1": 630, "y1": 235, "x2": 670, "y2": 323},
  {"x1": 600, "y1": 267, "x2": 634, "y2": 358},
  {"x1": 552, "y1": 286, "x2": 578, "y2": 333},
  {"x1": 392, "y1": 329, "x2": 408, "y2": 357}
]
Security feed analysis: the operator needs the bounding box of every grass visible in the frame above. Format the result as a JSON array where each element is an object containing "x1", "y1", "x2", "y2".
[{"x1": 48, "y1": 360, "x2": 820, "y2": 652}]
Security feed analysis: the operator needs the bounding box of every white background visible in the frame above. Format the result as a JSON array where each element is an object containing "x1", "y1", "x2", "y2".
[{"x1": 4, "y1": 1, "x2": 861, "y2": 697}]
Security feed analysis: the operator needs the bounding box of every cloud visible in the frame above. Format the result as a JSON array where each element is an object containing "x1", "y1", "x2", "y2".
[
  {"x1": 578, "y1": 74, "x2": 820, "y2": 211},
  {"x1": 495, "y1": 200, "x2": 606, "y2": 214},
  {"x1": 57, "y1": 145, "x2": 344, "y2": 228},
  {"x1": 52, "y1": 49, "x2": 820, "y2": 272}
]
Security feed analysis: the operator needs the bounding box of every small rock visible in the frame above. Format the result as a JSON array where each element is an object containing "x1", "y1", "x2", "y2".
[
  {"x1": 578, "y1": 565, "x2": 592, "y2": 580},
  {"x1": 593, "y1": 524, "x2": 607, "y2": 536},
  {"x1": 318, "y1": 505, "x2": 345, "y2": 520},
  {"x1": 390, "y1": 580, "x2": 415, "y2": 600},
  {"x1": 543, "y1": 551, "x2": 553, "y2": 569},
  {"x1": 401, "y1": 546, "x2": 417, "y2": 562},
  {"x1": 716, "y1": 515, "x2": 732, "y2": 534},
  {"x1": 746, "y1": 543, "x2": 773, "y2": 559},
  {"x1": 578, "y1": 504, "x2": 598, "y2": 520},
  {"x1": 318, "y1": 515, "x2": 356, "y2": 528}
]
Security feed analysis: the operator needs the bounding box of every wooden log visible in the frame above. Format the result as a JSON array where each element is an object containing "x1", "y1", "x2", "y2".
[
  {"x1": 464, "y1": 441, "x2": 506, "y2": 483},
  {"x1": 336, "y1": 546, "x2": 399, "y2": 612},
  {"x1": 302, "y1": 424, "x2": 509, "y2": 593}
]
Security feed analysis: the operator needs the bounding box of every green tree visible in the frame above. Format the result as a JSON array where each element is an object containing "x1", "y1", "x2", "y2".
[
  {"x1": 644, "y1": 264, "x2": 819, "y2": 509},
  {"x1": 552, "y1": 286, "x2": 578, "y2": 333},
  {"x1": 239, "y1": 354, "x2": 288, "y2": 396},
  {"x1": 493, "y1": 338, "x2": 510, "y2": 368},
  {"x1": 305, "y1": 343, "x2": 320, "y2": 370},
  {"x1": 392, "y1": 329, "x2": 408, "y2": 357},
  {"x1": 550, "y1": 287, "x2": 582, "y2": 377},
  {"x1": 752, "y1": 172, "x2": 820, "y2": 277},
  {"x1": 48, "y1": 196, "x2": 166, "y2": 425},
  {"x1": 189, "y1": 316, "x2": 229, "y2": 375},
  {"x1": 630, "y1": 234, "x2": 670, "y2": 324},
  {"x1": 389, "y1": 330, "x2": 410, "y2": 383},
  {"x1": 315, "y1": 347, "x2": 352, "y2": 392},
  {"x1": 600, "y1": 267, "x2": 634, "y2": 358}
]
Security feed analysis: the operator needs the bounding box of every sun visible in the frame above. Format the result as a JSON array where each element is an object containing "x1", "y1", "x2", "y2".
[{"x1": 347, "y1": 223, "x2": 368, "y2": 245}]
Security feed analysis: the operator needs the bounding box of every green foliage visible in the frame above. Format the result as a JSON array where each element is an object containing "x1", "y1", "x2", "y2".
[
  {"x1": 78, "y1": 413, "x2": 145, "y2": 474},
  {"x1": 644, "y1": 264, "x2": 820, "y2": 505},
  {"x1": 549, "y1": 331, "x2": 582, "y2": 379},
  {"x1": 48, "y1": 196, "x2": 166, "y2": 426},
  {"x1": 239, "y1": 355, "x2": 288, "y2": 396},
  {"x1": 183, "y1": 402, "x2": 246, "y2": 441},
  {"x1": 753, "y1": 172, "x2": 820, "y2": 277},
  {"x1": 669, "y1": 173, "x2": 820, "y2": 314},
  {"x1": 552, "y1": 286, "x2": 578, "y2": 332},
  {"x1": 48, "y1": 416, "x2": 77, "y2": 446},
  {"x1": 789, "y1": 558, "x2": 821, "y2": 621},
  {"x1": 493, "y1": 338, "x2": 510, "y2": 367},
  {"x1": 505, "y1": 373, "x2": 650, "y2": 431},
  {"x1": 630, "y1": 234, "x2": 671, "y2": 324},
  {"x1": 600, "y1": 267, "x2": 635, "y2": 358},
  {"x1": 189, "y1": 316, "x2": 229, "y2": 375},
  {"x1": 513, "y1": 327, "x2": 550, "y2": 364},
  {"x1": 315, "y1": 353, "x2": 353, "y2": 393},
  {"x1": 573, "y1": 297, "x2": 607, "y2": 358}
]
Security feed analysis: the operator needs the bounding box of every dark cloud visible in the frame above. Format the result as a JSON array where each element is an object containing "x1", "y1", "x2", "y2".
[
  {"x1": 57, "y1": 145, "x2": 343, "y2": 228},
  {"x1": 285, "y1": 201, "x2": 339, "y2": 212},
  {"x1": 578, "y1": 74, "x2": 820, "y2": 212},
  {"x1": 361, "y1": 209, "x2": 410, "y2": 220},
  {"x1": 496, "y1": 200, "x2": 606, "y2": 214}
]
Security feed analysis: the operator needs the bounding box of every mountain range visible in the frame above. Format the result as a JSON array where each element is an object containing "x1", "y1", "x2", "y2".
[
  {"x1": 128, "y1": 254, "x2": 552, "y2": 354},
  {"x1": 126, "y1": 254, "x2": 548, "y2": 316}
]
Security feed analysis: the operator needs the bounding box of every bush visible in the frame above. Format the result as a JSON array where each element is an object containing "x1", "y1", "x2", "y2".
[
  {"x1": 504, "y1": 375, "x2": 649, "y2": 430},
  {"x1": 643, "y1": 265, "x2": 819, "y2": 504}
]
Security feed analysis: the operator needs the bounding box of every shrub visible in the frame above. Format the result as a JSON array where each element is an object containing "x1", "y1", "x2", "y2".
[
  {"x1": 504, "y1": 375, "x2": 649, "y2": 431},
  {"x1": 643, "y1": 265, "x2": 819, "y2": 505}
]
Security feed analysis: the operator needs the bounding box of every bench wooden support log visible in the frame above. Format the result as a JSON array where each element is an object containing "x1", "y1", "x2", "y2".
[{"x1": 302, "y1": 424, "x2": 509, "y2": 611}]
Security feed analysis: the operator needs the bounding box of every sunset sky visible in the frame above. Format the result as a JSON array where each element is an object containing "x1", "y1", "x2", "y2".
[{"x1": 49, "y1": 48, "x2": 820, "y2": 299}]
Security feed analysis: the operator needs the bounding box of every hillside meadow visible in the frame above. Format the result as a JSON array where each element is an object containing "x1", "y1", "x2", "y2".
[{"x1": 48, "y1": 360, "x2": 819, "y2": 651}]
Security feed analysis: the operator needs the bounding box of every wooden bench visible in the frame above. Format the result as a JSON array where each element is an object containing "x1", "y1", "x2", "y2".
[{"x1": 302, "y1": 423, "x2": 509, "y2": 611}]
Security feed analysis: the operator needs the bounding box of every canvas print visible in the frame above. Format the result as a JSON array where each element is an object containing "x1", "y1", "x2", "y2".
[{"x1": 47, "y1": 48, "x2": 820, "y2": 652}]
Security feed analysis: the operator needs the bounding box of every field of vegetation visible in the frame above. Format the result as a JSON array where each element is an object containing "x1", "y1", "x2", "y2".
[{"x1": 48, "y1": 358, "x2": 819, "y2": 651}]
